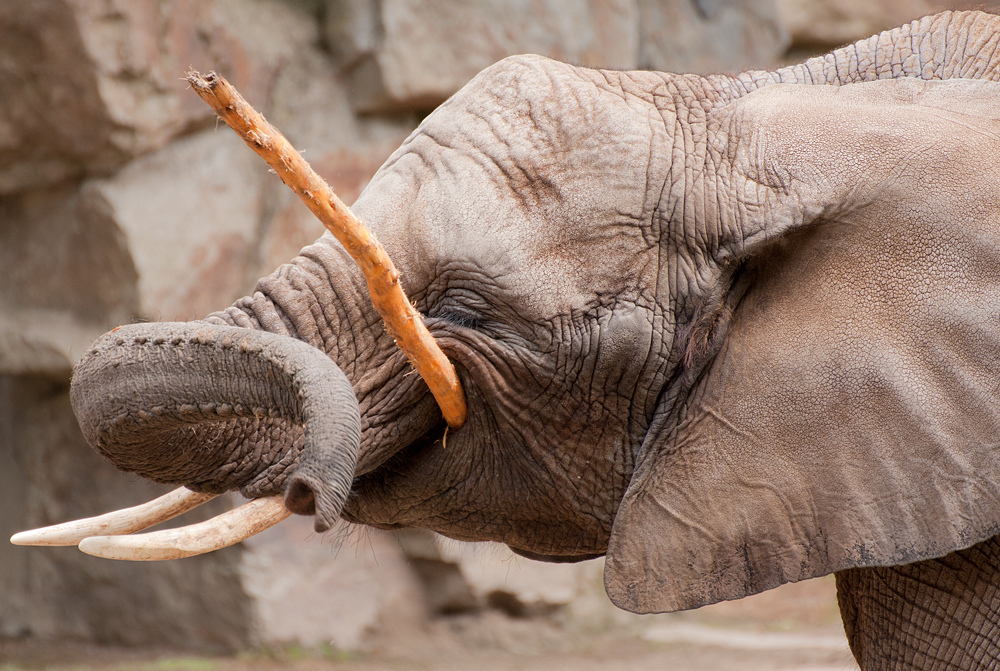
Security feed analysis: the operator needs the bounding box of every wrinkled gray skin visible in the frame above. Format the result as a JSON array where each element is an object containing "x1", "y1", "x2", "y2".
[{"x1": 71, "y1": 11, "x2": 1000, "y2": 670}]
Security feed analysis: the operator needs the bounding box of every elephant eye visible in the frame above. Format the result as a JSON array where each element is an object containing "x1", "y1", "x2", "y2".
[{"x1": 438, "y1": 310, "x2": 483, "y2": 331}]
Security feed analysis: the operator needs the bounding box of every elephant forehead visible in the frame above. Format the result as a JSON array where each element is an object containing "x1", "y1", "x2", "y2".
[
  {"x1": 353, "y1": 60, "x2": 663, "y2": 318},
  {"x1": 370, "y1": 151, "x2": 657, "y2": 318}
]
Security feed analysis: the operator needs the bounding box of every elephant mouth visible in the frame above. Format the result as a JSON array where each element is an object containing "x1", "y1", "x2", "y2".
[
  {"x1": 354, "y1": 409, "x2": 450, "y2": 477},
  {"x1": 349, "y1": 417, "x2": 449, "y2": 504},
  {"x1": 406, "y1": 418, "x2": 451, "y2": 460},
  {"x1": 509, "y1": 548, "x2": 606, "y2": 563}
]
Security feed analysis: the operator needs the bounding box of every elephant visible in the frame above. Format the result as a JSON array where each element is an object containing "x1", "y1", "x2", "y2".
[{"x1": 45, "y1": 9, "x2": 1000, "y2": 670}]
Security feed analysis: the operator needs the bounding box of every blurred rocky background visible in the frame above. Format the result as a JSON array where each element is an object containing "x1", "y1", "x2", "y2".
[{"x1": 0, "y1": 0, "x2": 995, "y2": 659}]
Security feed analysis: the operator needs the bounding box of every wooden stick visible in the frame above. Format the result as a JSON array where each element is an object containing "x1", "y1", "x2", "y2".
[{"x1": 186, "y1": 71, "x2": 466, "y2": 429}]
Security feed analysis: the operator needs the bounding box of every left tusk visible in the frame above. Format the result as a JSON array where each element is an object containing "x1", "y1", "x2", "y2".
[
  {"x1": 77, "y1": 495, "x2": 291, "y2": 561},
  {"x1": 10, "y1": 487, "x2": 216, "y2": 546}
]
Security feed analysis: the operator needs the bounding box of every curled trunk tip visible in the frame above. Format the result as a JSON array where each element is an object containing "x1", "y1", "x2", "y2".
[{"x1": 70, "y1": 322, "x2": 361, "y2": 530}]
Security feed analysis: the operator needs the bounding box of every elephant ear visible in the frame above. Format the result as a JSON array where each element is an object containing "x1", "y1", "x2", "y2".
[{"x1": 604, "y1": 79, "x2": 1000, "y2": 613}]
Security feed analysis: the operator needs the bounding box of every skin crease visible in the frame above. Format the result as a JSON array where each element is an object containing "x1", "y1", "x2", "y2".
[{"x1": 68, "y1": 11, "x2": 1000, "y2": 670}]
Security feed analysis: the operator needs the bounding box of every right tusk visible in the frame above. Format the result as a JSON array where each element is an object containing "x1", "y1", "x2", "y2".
[
  {"x1": 77, "y1": 495, "x2": 291, "y2": 561},
  {"x1": 10, "y1": 487, "x2": 216, "y2": 547}
]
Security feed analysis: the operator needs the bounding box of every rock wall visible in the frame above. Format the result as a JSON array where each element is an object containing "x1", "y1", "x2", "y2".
[{"x1": 1, "y1": 0, "x2": 994, "y2": 653}]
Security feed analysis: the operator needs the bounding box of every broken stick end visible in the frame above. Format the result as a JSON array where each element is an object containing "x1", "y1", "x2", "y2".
[{"x1": 185, "y1": 69, "x2": 220, "y2": 91}]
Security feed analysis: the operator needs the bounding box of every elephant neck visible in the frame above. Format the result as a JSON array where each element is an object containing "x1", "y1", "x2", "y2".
[
  {"x1": 719, "y1": 11, "x2": 1000, "y2": 96},
  {"x1": 655, "y1": 8, "x2": 1000, "y2": 338}
]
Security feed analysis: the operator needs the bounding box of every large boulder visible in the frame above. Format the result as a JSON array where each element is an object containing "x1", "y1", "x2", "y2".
[
  {"x1": 328, "y1": 0, "x2": 640, "y2": 112},
  {"x1": 328, "y1": 0, "x2": 791, "y2": 113},
  {"x1": 0, "y1": 185, "x2": 136, "y2": 377},
  {"x1": 395, "y1": 529, "x2": 602, "y2": 617},
  {"x1": 638, "y1": 0, "x2": 789, "y2": 74},
  {"x1": 0, "y1": 0, "x2": 317, "y2": 195},
  {"x1": 80, "y1": 129, "x2": 267, "y2": 322},
  {"x1": 776, "y1": 0, "x2": 1000, "y2": 50},
  {"x1": 240, "y1": 518, "x2": 426, "y2": 650}
]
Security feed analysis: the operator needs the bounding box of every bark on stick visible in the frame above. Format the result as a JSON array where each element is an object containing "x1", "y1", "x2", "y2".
[{"x1": 186, "y1": 71, "x2": 467, "y2": 429}]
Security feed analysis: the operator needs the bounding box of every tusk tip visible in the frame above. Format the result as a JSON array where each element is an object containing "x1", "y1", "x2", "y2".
[
  {"x1": 10, "y1": 529, "x2": 79, "y2": 547},
  {"x1": 8, "y1": 488, "x2": 217, "y2": 548}
]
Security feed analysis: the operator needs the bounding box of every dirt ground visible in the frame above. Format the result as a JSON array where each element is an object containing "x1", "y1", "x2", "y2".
[{"x1": 0, "y1": 577, "x2": 859, "y2": 671}]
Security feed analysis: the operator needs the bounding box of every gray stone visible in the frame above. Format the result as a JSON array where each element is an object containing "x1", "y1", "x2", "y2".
[
  {"x1": 240, "y1": 518, "x2": 425, "y2": 650},
  {"x1": 395, "y1": 530, "x2": 597, "y2": 615},
  {"x1": 0, "y1": 311, "x2": 107, "y2": 378},
  {"x1": 333, "y1": 0, "x2": 640, "y2": 112},
  {"x1": 0, "y1": 185, "x2": 137, "y2": 375},
  {"x1": 323, "y1": 0, "x2": 382, "y2": 68},
  {"x1": 0, "y1": 0, "x2": 320, "y2": 195},
  {"x1": 775, "y1": 0, "x2": 1000, "y2": 49},
  {"x1": 638, "y1": 0, "x2": 789, "y2": 75},
  {"x1": 394, "y1": 530, "x2": 479, "y2": 614},
  {"x1": 447, "y1": 541, "x2": 586, "y2": 612},
  {"x1": 81, "y1": 128, "x2": 267, "y2": 322}
]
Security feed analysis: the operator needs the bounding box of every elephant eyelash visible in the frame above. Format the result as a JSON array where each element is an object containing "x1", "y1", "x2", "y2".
[{"x1": 437, "y1": 311, "x2": 483, "y2": 330}]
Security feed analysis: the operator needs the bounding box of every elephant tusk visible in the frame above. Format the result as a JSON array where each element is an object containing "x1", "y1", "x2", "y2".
[
  {"x1": 77, "y1": 495, "x2": 291, "y2": 561},
  {"x1": 10, "y1": 487, "x2": 216, "y2": 547},
  {"x1": 186, "y1": 70, "x2": 467, "y2": 430}
]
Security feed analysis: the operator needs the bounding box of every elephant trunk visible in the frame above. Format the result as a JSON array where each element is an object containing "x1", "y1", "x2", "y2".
[{"x1": 70, "y1": 321, "x2": 361, "y2": 532}]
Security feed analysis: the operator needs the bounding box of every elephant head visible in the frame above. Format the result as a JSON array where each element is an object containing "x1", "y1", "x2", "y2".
[{"x1": 31, "y1": 9, "x2": 1000, "y2": 668}]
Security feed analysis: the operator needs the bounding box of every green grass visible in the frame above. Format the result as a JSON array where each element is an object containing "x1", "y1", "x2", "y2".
[
  {"x1": 2, "y1": 643, "x2": 359, "y2": 670},
  {"x1": 44, "y1": 659, "x2": 219, "y2": 671},
  {"x1": 139, "y1": 659, "x2": 218, "y2": 671},
  {"x1": 238, "y1": 642, "x2": 360, "y2": 664}
]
